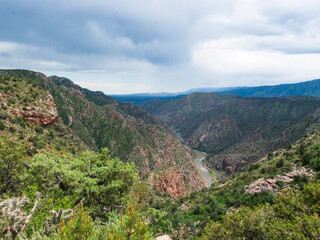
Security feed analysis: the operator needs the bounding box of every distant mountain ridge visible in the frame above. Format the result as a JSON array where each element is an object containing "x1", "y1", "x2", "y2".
[
  {"x1": 110, "y1": 87, "x2": 242, "y2": 105},
  {"x1": 218, "y1": 78, "x2": 320, "y2": 98},
  {"x1": 112, "y1": 78, "x2": 320, "y2": 106}
]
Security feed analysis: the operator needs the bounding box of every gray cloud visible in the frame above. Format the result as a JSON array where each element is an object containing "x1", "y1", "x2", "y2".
[{"x1": 1, "y1": 0, "x2": 320, "y2": 93}]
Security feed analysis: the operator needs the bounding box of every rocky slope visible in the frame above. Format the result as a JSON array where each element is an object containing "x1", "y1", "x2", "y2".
[
  {"x1": 155, "y1": 130, "x2": 320, "y2": 237},
  {"x1": 143, "y1": 92, "x2": 320, "y2": 176},
  {"x1": 0, "y1": 69, "x2": 204, "y2": 199},
  {"x1": 0, "y1": 74, "x2": 88, "y2": 155}
]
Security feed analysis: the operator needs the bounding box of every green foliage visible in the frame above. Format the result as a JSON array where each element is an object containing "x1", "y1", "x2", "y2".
[
  {"x1": 267, "y1": 151, "x2": 274, "y2": 160},
  {"x1": 22, "y1": 184, "x2": 75, "y2": 237},
  {"x1": 34, "y1": 125, "x2": 44, "y2": 134},
  {"x1": 58, "y1": 203, "x2": 94, "y2": 240},
  {"x1": 276, "y1": 158, "x2": 284, "y2": 168},
  {"x1": 55, "y1": 203, "x2": 152, "y2": 240},
  {"x1": 22, "y1": 148, "x2": 137, "y2": 218},
  {"x1": 248, "y1": 163, "x2": 260, "y2": 171},
  {"x1": 0, "y1": 138, "x2": 28, "y2": 195},
  {"x1": 199, "y1": 182, "x2": 320, "y2": 239},
  {"x1": 0, "y1": 120, "x2": 5, "y2": 130},
  {"x1": 106, "y1": 203, "x2": 151, "y2": 240},
  {"x1": 8, "y1": 98, "x2": 16, "y2": 105},
  {"x1": 146, "y1": 208, "x2": 169, "y2": 234},
  {"x1": 35, "y1": 140, "x2": 46, "y2": 149},
  {"x1": 9, "y1": 126, "x2": 16, "y2": 133},
  {"x1": 0, "y1": 111, "x2": 8, "y2": 119}
]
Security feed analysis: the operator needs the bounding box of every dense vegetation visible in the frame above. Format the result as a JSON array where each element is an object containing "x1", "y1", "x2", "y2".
[
  {"x1": 0, "y1": 70, "x2": 203, "y2": 199},
  {"x1": 49, "y1": 75, "x2": 159, "y2": 125},
  {"x1": 0, "y1": 71, "x2": 200, "y2": 239},
  {"x1": 1, "y1": 70, "x2": 320, "y2": 239},
  {"x1": 0, "y1": 75, "x2": 87, "y2": 156},
  {"x1": 143, "y1": 131, "x2": 320, "y2": 238},
  {"x1": 2, "y1": 127, "x2": 320, "y2": 239},
  {"x1": 0, "y1": 138, "x2": 149, "y2": 239},
  {"x1": 200, "y1": 181, "x2": 320, "y2": 239},
  {"x1": 143, "y1": 92, "x2": 320, "y2": 176}
]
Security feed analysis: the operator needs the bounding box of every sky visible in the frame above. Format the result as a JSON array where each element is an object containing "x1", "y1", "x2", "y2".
[{"x1": 1, "y1": 0, "x2": 320, "y2": 94}]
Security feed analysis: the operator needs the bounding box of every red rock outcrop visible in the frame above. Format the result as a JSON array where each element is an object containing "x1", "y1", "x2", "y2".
[
  {"x1": 7, "y1": 95, "x2": 58, "y2": 126},
  {"x1": 149, "y1": 167, "x2": 186, "y2": 199}
]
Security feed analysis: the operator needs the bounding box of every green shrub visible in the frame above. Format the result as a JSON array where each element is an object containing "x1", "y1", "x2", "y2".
[
  {"x1": 58, "y1": 203, "x2": 94, "y2": 240},
  {"x1": 106, "y1": 204, "x2": 151, "y2": 240},
  {"x1": 35, "y1": 125, "x2": 44, "y2": 134},
  {"x1": 267, "y1": 152, "x2": 274, "y2": 160},
  {"x1": 0, "y1": 121, "x2": 4, "y2": 131},
  {"x1": 276, "y1": 180, "x2": 285, "y2": 188},
  {"x1": 249, "y1": 163, "x2": 260, "y2": 171},
  {"x1": 276, "y1": 158, "x2": 284, "y2": 168},
  {"x1": 28, "y1": 136, "x2": 39, "y2": 143},
  {"x1": 200, "y1": 182, "x2": 320, "y2": 240},
  {"x1": 302, "y1": 152, "x2": 311, "y2": 165},
  {"x1": 22, "y1": 149, "x2": 137, "y2": 219},
  {"x1": 55, "y1": 143, "x2": 62, "y2": 151},
  {"x1": 13, "y1": 116, "x2": 26, "y2": 128},
  {"x1": 53, "y1": 124, "x2": 64, "y2": 132},
  {"x1": 8, "y1": 98, "x2": 16, "y2": 105},
  {"x1": 0, "y1": 112, "x2": 8, "y2": 119},
  {"x1": 292, "y1": 174, "x2": 309, "y2": 185},
  {"x1": 0, "y1": 138, "x2": 28, "y2": 194},
  {"x1": 36, "y1": 141, "x2": 46, "y2": 149}
]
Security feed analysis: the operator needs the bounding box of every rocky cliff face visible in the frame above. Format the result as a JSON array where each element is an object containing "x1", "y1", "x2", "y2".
[
  {"x1": 149, "y1": 168, "x2": 186, "y2": 199},
  {"x1": 0, "y1": 74, "x2": 88, "y2": 155},
  {"x1": 0, "y1": 70, "x2": 204, "y2": 199},
  {"x1": 8, "y1": 96, "x2": 58, "y2": 126},
  {"x1": 47, "y1": 83, "x2": 203, "y2": 199},
  {"x1": 0, "y1": 79, "x2": 58, "y2": 126}
]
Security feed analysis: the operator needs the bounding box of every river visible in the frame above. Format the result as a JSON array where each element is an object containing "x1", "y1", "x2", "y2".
[
  {"x1": 195, "y1": 156, "x2": 212, "y2": 188},
  {"x1": 173, "y1": 129, "x2": 212, "y2": 188}
]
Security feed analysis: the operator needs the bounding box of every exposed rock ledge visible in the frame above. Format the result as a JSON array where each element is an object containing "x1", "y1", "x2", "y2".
[
  {"x1": 7, "y1": 95, "x2": 58, "y2": 126},
  {"x1": 149, "y1": 167, "x2": 186, "y2": 199},
  {"x1": 155, "y1": 235, "x2": 171, "y2": 240},
  {"x1": 245, "y1": 167, "x2": 315, "y2": 194}
]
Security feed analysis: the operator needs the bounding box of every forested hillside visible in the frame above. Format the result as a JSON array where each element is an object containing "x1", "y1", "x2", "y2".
[
  {"x1": 143, "y1": 92, "x2": 320, "y2": 176},
  {"x1": 0, "y1": 70, "x2": 204, "y2": 199},
  {"x1": 0, "y1": 72, "x2": 200, "y2": 239},
  {"x1": 2, "y1": 70, "x2": 320, "y2": 240},
  {"x1": 146, "y1": 130, "x2": 320, "y2": 239},
  {"x1": 0, "y1": 74, "x2": 150, "y2": 239}
]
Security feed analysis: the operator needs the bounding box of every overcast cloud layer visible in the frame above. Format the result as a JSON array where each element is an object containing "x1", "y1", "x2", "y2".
[{"x1": 1, "y1": 0, "x2": 320, "y2": 93}]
